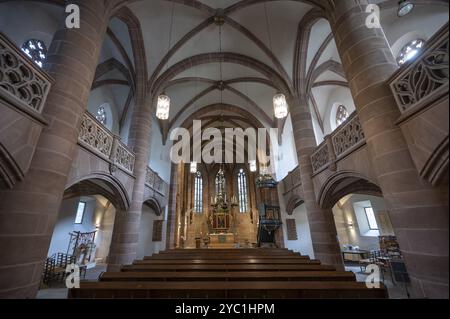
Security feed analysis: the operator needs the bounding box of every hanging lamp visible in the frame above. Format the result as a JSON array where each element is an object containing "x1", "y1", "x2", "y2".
[{"x1": 156, "y1": 1, "x2": 175, "y2": 120}]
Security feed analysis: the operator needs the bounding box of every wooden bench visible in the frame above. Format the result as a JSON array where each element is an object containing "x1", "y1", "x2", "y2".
[
  {"x1": 100, "y1": 271, "x2": 356, "y2": 282},
  {"x1": 145, "y1": 253, "x2": 304, "y2": 260},
  {"x1": 121, "y1": 264, "x2": 336, "y2": 272},
  {"x1": 69, "y1": 281, "x2": 388, "y2": 299},
  {"x1": 133, "y1": 258, "x2": 319, "y2": 265},
  {"x1": 69, "y1": 248, "x2": 388, "y2": 299}
]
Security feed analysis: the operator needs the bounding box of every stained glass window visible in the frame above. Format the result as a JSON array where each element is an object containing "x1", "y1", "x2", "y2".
[
  {"x1": 397, "y1": 39, "x2": 425, "y2": 65},
  {"x1": 194, "y1": 171, "x2": 203, "y2": 213},
  {"x1": 215, "y1": 169, "x2": 225, "y2": 195},
  {"x1": 336, "y1": 105, "x2": 349, "y2": 126},
  {"x1": 237, "y1": 169, "x2": 248, "y2": 213},
  {"x1": 96, "y1": 105, "x2": 107, "y2": 125},
  {"x1": 21, "y1": 39, "x2": 47, "y2": 68}
]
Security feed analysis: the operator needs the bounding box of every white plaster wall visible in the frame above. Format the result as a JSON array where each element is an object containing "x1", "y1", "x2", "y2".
[
  {"x1": 274, "y1": 114, "x2": 298, "y2": 181},
  {"x1": 332, "y1": 194, "x2": 395, "y2": 252},
  {"x1": 0, "y1": 1, "x2": 61, "y2": 49},
  {"x1": 48, "y1": 196, "x2": 97, "y2": 256},
  {"x1": 47, "y1": 196, "x2": 116, "y2": 261},
  {"x1": 278, "y1": 186, "x2": 314, "y2": 258},
  {"x1": 136, "y1": 205, "x2": 167, "y2": 258},
  {"x1": 323, "y1": 86, "x2": 356, "y2": 135},
  {"x1": 87, "y1": 87, "x2": 121, "y2": 134},
  {"x1": 148, "y1": 116, "x2": 172, "y2": 183},
  {"x1": 382, "y1": 6, "x2": 449, "y2": 57}
]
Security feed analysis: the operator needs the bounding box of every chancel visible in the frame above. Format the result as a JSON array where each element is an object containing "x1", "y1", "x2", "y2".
[{"x1": 0, "y1": 0, "x2": 448, "y2": 300}]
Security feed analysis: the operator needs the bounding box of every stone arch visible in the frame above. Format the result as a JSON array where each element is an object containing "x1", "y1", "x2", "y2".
[
  {"x1": 64, "y1": 172, "x2": 131, "y2": 211},
  {"x1": 318, "y1": 170, "x2": 382, "y2": 209},
  {"x1": 143, "y1": 197, "x2": 163, "y2": 216},
  {"x1": 286, "y1": 195, "x2": 304, "y2": 215}
]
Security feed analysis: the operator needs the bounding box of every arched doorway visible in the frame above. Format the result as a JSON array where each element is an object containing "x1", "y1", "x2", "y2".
[{"x1": 38, "y1": 176, "x2": 129, "y2": 296}]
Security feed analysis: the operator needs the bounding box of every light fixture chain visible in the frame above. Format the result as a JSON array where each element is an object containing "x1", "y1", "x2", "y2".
[
  {"x1": 166, "y1": 0, "x2": 176, "y2": 73},
  {"x1": 219, "y1": 23, "x2": 223, "y2": 104},
  {"x1": 264, "y1": 3, "x2": 274, "y2": 53}
]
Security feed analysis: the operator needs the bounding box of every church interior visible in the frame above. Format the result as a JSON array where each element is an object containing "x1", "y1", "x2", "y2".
[{"x1": 0, "y1": 0, "x2": 448, "y2": 300}]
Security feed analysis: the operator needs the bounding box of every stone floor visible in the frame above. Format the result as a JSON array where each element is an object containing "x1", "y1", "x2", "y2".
[
  {"x1": 345, "y1": 263, "x2": 411, "y2": 299},
  {"x1": 36, "y1": 263, "x2": 107, "y2": 299}
]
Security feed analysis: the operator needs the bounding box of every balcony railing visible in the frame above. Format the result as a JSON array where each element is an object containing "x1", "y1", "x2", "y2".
[
  {"x1": 389, "y1": 24, "x2": 449, "y2": 115},
  {"x1": 282, "y1": 165, "x2": 302, "y2": 194},
  {"x1": 146, "y1": 166, "x2": 168, "y2": 196},
  {"x1": 78, "y1": 111, "x2": 135, "y2": 174},
  {"x1": 311, "y1": 112, "x2": 365, "y2": 174},
  {"x1": 0, "y1": 32, "x2": 52, "y2": 114}
]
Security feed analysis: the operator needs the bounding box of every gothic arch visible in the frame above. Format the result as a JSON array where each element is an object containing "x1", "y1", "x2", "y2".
[
  {"x1": 286, "y1": 195, "x2": 304, "y2": 215},
  {"x1": 64, "y1": 172, "x2": 131, "y2": 210},
  {"x1": 317, "y1": 170, "x2": 382, "y2": 209},
  {"x1": 143, "y1": 197, "x2": 163, "y2": 216}
]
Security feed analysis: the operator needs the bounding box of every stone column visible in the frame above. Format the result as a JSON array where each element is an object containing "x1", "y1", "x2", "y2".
[
  {"x1": 107, "y1": 95, "x2": 153, "y2": 271},
  {"x1": 326, "y1": 0, "x2": 448, "y2": 298},
  {"x1": 289, "y1": 94, "x2": 344, "y2": 270},
  {"x1": 0, "y1": 1, "x2": 110, "y2": 298}
]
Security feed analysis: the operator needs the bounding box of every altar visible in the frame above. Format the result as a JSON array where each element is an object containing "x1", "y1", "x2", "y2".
[{"x1": 208, "y1": 233, "x2": 235, "y2": 248}]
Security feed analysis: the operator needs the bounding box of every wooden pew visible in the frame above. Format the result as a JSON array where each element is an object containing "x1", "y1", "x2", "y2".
[
  {"x1": 120, "y1": 264, "x2": 336, "y2": 272},
  {"x1": 99, "y1": 271, "x2": 357, "y2": 282},
  {"x1": 69, "y1": 281, "x2": 388, "y2": 299},
  {"x1": 145, "y1": 253, "x2": 304, "y2": 260},
  {"x1": 132, "y1": 258, "x2": 321, "y2": 265}
]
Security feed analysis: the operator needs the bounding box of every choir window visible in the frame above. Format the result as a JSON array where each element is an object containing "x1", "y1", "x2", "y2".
[
  {"x1": 74, "y1": 201, "x2": 86, "y2": 224},
  {"x1": 397, "y1": 39, "x2": 425, "y2": 65},
  {"x1": 237, "y1": 169, "x2": 249, "y2": 213},
  {"x1": 96, "y1": 105, "x2": 107, "y2": 125},
  {"x1": 21, "y1": 39, "x2": 47, "y2": 68},
  {"x1": 193, "y1": 171, "x2": 203, "y2": 213},
  {"x1": 215, "y1": 169, "x2": 226, "y2": 195},
  {"x1": 364, "y1": 206, "x2": 379, "y2": 230},
  {"x1": 336, "y1": 105, "x2": 349, "y2": 126}
]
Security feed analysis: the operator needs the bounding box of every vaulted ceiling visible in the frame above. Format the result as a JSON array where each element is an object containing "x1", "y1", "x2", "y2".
[{"x1": 82, "y1": 0, "x2": 450, "y2": 142}]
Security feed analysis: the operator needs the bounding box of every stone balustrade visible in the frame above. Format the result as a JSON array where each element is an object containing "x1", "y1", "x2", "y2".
[
  {"x1": 282, "y1": 165, "x2": 302, "y2": 194},
  {"x1": 146, "y1": 166, "x2": 168, "y2": 196},
  {"x1": 311, "y1": 112, "x2": 365, "y2": 174},
  {"x1": 0, "y1": 32, "x2": 52, "y2": 189},
  {"x1": 0, "y1": 32, "x2": 52, "y2": 114},
  {"x1": 389, "y1": 24, "x2": 449, "y2": 114},
  {"x1": 78, "y1": 111, "x2": 135, "y2": 174}
]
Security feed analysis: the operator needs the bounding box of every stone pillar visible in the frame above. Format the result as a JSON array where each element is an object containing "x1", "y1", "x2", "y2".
[
  {"x1": 289, "y1": 94, "x2": 344, "y2": 270},
  {"x1": 107, "y1": 95, "x2": 153, "y2": 270},
  {"x1": 0, "y1": 1, "x2": 110, "y2": 298},
  {"x1": 166, "y1": 163, "x2": 181, "y2": 249},
  {"x1": 326, "y1": 0, "x2": 448, "y2": 298}
]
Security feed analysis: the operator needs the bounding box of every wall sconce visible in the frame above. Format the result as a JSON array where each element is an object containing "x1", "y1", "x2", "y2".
[{"x1": 347, "y1": 221, "x2": 354, "y2": 228}]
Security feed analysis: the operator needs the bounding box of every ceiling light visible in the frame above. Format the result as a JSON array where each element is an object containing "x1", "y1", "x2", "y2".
[
  {"x1": 273, "y1": 93, "x2": 289, "y2": 119},
  {"x1": 398, "y1": 1, "x2": 414, "y2": 17},
  {"x1": 156, "y1": 93, "x2": 170, "y2": 120},
  {"x1": 249, "y1": 160, "x2": 257, "y2": 172},
  {"x1": 190, "y1": 161, "x2": 197, "y2": 174}
]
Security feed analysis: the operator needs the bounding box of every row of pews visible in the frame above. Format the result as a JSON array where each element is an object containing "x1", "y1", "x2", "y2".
[{"x1": 68, "y1": 248, "x2": 388, "y2": 299}]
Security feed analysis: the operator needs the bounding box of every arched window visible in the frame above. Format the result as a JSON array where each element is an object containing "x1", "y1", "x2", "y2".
[
  {"x1": 237, "y1": 169, "x2": 248, "y2": 213},
  {"x1": 21, "y1": 39, "x2": 47, "y2": 68},
  {"x1": 397, "y1": 39, "x2": 425, "y2": 65},
  {"x1": 193, "y1": 171, "x2": 203, "y2": 213},
  {"x1": 336, "y1": 105, "x2": 349, "y2": 126},
  {"x1": 215, "y1": 169, "x2": 226, "y2": 195},
  {"x1": 96, "y1": 105, "x2": 107, "y2": 125}
]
